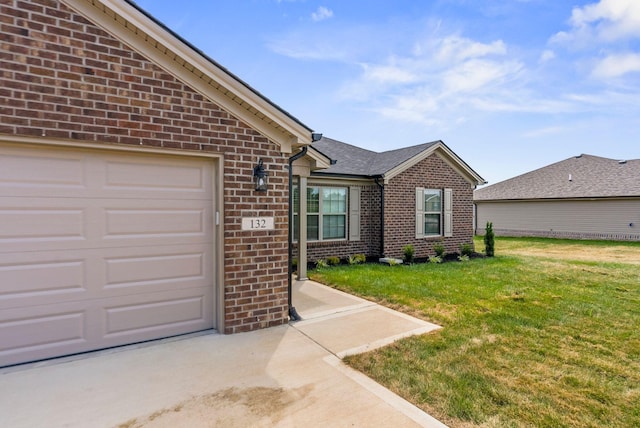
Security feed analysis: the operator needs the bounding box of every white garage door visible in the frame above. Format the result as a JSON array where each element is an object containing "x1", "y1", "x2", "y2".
[{"x1": 0, "y1": 143, "x2": 216, "y2": 367}]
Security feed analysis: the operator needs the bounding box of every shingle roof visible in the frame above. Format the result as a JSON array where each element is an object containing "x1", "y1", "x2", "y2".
[
  {"x1": 474, "y1": 154, "x2": 640, "y2": 201},
  {"x1": 311, "y1": 137, "x2": 439, "y2": 177}
]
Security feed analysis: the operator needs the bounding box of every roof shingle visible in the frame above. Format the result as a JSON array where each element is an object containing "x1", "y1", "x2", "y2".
[
  {"x1": 311, "y1": 137, "x2": 439, "y2": 177},
  {"x1": 474, "y1": 154, "x2": 640, "y2": 201}
]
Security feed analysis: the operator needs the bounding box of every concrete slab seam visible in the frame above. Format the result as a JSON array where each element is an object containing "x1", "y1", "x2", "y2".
[
  {"x1": 336, "y1": 325, "x2": 442, "y2": 358},
  {"x1": 323, "y1": 355, "x2": 449, "y2": 428}
]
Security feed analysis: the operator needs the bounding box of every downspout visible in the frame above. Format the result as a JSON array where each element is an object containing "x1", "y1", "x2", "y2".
[
  {"x1": 287, "y1": 146, "x2": 307, "y2": 321},
  {"x1": 374, "y1": 177, "x2": 385, "y2": 258}
]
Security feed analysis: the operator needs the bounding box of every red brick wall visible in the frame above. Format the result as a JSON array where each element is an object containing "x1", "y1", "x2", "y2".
[
  {"x1": 384, "y1": 154, "x2": 476, "y2": 259},
  {"x1": 1, "y1": 0, "x2": 290, "y2": 333}
]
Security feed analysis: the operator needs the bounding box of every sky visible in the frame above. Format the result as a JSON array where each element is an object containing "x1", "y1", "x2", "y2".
[{"x1": 134, "y1": 0, "x2": 640, "y2": 186}]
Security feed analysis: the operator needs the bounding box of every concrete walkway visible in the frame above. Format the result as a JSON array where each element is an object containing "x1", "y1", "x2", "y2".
[{"x1": 0, "y1": 280, "x2": 446, "y2": 428}]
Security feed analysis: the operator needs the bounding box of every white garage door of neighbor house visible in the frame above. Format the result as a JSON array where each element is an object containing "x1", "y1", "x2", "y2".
[{"x1": 0, "y1": 143, "x2": 216, "y2": 367}]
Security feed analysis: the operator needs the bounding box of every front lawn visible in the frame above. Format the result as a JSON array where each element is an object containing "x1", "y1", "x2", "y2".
[{"x1": 310, "y1": 237, "x2": 640, "y2": 427}]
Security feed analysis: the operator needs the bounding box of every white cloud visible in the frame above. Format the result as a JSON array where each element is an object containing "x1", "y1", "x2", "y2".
[
  {"x1": 341, "y1": 35, "x2": 530, "y2": 126},
  {"x1": 539, "y1": 49, "x2": 555, "y2": 63},
  {"x1": 311, "y1": 6, "x2": 333, "y2": 22},
  {"x1": 433, "y1": 36, "x2": 506, "y2": 63},
  {"x1": 592, "y1": 53, "x2": 640, "y2": 78},
  {"x1": 361, "y1": 63, "x2": 418, "y2": 84},
  {"x1": 552, "y1": 0, "x2": 640, "y2": 45}
]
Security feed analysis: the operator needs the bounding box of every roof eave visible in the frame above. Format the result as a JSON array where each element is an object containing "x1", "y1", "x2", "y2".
[{"x1": 63, "y1": 0, "x2": 314, "y2": 153}]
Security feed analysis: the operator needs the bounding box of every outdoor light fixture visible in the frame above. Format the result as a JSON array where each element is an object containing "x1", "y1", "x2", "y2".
[{"x1": 253, "y1": 158, "x2": 268, "y2": 191}]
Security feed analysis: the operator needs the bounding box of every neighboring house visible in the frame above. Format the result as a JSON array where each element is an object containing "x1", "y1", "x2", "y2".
[
  {"x1": 474, "y1": 154, "x2": 640, "y2": 241},
  {"x1": 291, "y1": 137, "x2": 486, "y2": 278},
  {"x1": 0, "y1": 0, "x2": 329, "y2": 367}
]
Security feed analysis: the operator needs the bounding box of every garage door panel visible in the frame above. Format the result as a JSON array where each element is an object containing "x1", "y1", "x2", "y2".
[
  {"x1": 103, "y1": 158, "x2": 209, "y2": 194},
  {"x1": 0, "y1": 259, "x2": 85, "y2": 304},
  {"x1": 0, "y1": 205, "x2": 86, "y2": 245},
  {"x1": 1, "y1": 244, "x2": 212, "y2": 309},
  {"x1": 105, "y1": 207, "x2": 207, "y2": 239},
  {"x1": 0, "y1": 311, "x2": 86, "y2": 354},
  {"x1": 105, "y1": 252, "x2": 205, "y2": 287},
  {"x1": 1, "y1": 199, "x2": 212, "y2": 253},
  {"x1": 0, "y1": 146, "x2": 86, "y2": 197},
  {"x1": 104, "y1": 295, "x2": 207, "y2": 337}
]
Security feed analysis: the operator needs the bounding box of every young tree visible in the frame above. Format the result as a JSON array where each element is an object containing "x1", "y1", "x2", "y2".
[{"x1": 484, "y1": 221, "x2": 495, "y2": 257}]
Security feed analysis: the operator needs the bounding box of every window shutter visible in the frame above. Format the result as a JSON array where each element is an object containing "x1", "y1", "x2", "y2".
[
  {"x1": 444, "y1": 188, "x2": 453, "y2": 237},
  {"x1": 415, "y1": 187, "x2": 424, "y2": 238},
  {"x1": 349, "y1": 186, "x2": 361, "y2": 241}
]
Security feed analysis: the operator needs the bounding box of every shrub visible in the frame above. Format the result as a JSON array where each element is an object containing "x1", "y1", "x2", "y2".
[
  {"x1": 458, "y1": 254, "x2": 470, "y2": 262},
  {"x1": 348, "y1": 253, "x2": 367, "y2": 265},
  {"x1": 316, "y1": 258, "x2": 328, "y2": 269},
  {"x1": 429, "y1": 256, "x2": 442, "y2": 264},
  {"x1": 402, "y1": 244, "x2": 415, "y2": 264},
  {"x1": 292, "y1": 257, "x2": 298, "y2": 268},
  {"x1": 484, "y1": 222, "x2": 495, "y2": 257},
  {"x1": 460, "y1": 243, "x2": 474, "y2": 257},
  {"x1": 434, "y1": 243, "x2": 445, "y2": 258},
  {"x1": 327, "y1": 256, "x2": 341, "y2": 266}
]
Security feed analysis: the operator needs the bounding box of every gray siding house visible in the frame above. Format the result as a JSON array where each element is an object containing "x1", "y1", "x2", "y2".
[{"x1": 474, "y1": 154, "x2": 640, "y2": 241}]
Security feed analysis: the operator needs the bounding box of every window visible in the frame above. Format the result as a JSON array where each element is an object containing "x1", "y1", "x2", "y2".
[
  {"x1": 423, "y1": 189, "x2": 442, "y2": 235},
  {"x1": 416, "y1": 188, "x2": 452, "y2": 238},
  {"x1": 294, "y1": 186, "x2": 348, "y2": 241}
]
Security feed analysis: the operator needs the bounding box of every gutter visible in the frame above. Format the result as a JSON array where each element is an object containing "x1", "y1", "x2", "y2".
[
  {"x1": 287, "y1": 146, "x2": 307, "y2": 321},
  {"x1": 374, "y1": 177, "x2": 385, "y2": 258}
]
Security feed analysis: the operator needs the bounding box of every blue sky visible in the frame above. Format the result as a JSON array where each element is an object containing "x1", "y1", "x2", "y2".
[{"x1": 135, "y1": 0, "x2": 640, "y2": 185}]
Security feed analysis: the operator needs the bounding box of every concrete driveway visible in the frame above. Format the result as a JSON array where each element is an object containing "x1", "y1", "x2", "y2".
[{"x1": 0, "y1": 280, "x2": 446, "y2": 427}]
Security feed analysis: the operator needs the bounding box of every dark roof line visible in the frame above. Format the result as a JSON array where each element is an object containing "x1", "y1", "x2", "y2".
[
  {"x1": 311, "y1": 136, "x2": 440, "y2": 177},
  {"x1": 475, "y1": 154, "x2": 640, "y2": 200}
]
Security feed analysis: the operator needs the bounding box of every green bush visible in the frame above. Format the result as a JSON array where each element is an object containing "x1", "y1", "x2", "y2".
[
  {"x1": 460, "y1": 243, "x2": 474, "y2": 257},
  {"x1": 433, "y1": 243, "x2": 445, "y2": 257},
  {"x1": 402, "y1": 244, "x2": 415, "y2": 263},
  {"x1": 348, "y1": 253, "x2": 367, "y2": 265},
  {"x1": 484, "y1": 222, "x2": 495, "y2": 257},
  {"x1": 327, "y1": 256, "x2": 341, "y2": 266},
  {"x1": 429, "y1": 255, "x2": 442, "y2": 264},
  {"x1": 316, "y1": 258, "x2": 328, "y2": 269}
]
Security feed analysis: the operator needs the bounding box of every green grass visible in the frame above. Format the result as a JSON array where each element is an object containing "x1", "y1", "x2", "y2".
[{"x1": 310, "y1": 237, "x2": 640, "y2": 428}]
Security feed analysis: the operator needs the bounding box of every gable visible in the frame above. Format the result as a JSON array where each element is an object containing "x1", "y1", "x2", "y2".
[
  {"x1": 383, "y1": 143, "x2": 485, "y2": 186},
  {"x1": 61, "y1": 0, "x2": 312, "y2": 153},
  {"x1": 312, "y1": 137, "x2": 485, "y2": 186}
]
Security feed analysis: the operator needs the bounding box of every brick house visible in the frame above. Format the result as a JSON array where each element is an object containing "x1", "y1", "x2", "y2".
[
  {"x1": 293, "y1": 137, "x2": 486, "y2": 279},
  {"x1": 0, "y1": 0, "x2": 329, "y2": 367}
]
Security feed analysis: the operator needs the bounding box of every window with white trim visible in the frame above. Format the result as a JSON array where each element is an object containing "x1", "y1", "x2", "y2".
[
  {"x1": 416, "y1": 188, "x2": 452, "y2": 238},
  {"x1": 294, "y1": 186, "x2": 348, "y2": 241}
]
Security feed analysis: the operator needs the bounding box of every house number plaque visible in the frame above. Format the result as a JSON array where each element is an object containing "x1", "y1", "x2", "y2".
[{"x1": 241, "y1": 217, "x2": 275, "y2": 231}]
